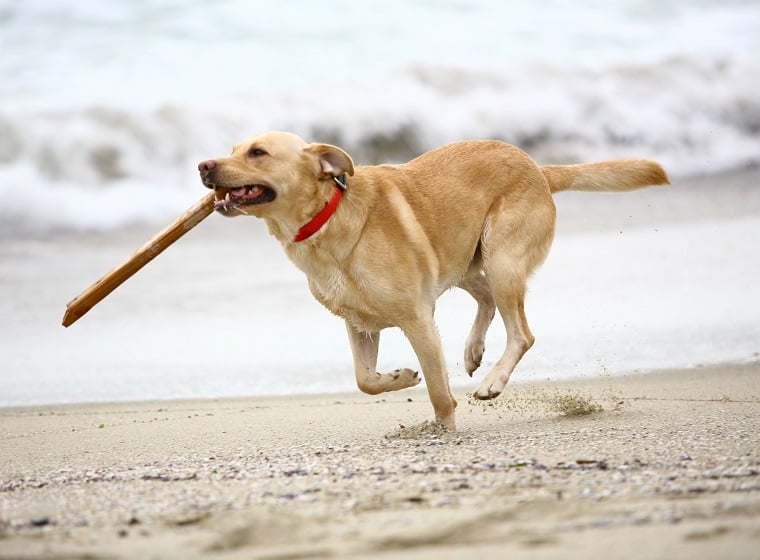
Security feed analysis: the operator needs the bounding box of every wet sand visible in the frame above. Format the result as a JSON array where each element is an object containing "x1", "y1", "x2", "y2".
[{"x1": 1, "y1": 362, "x2": 759, "y2": 559}]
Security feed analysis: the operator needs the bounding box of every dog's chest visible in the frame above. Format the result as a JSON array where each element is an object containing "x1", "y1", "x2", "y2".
[
  {"x1": 292, "y1": 254, "x2": 393, "y2": 331},
  {"x1": 310, "y1": 270, "x2": 390, "y2": 330}
]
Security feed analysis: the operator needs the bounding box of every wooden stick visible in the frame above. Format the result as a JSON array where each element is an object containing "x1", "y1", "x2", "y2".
[{"x1": 62, "y1": 192, "x2": 216, "y2": 328}]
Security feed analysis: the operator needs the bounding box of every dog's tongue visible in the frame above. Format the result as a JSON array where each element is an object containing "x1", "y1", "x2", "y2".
[{"x1": 231, "y1": 187, "x2": 248, "y2": 197}]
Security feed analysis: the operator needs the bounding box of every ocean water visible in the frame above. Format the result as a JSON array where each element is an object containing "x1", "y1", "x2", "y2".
[
  {"x1": 3, "y1": 188, "x2": 760, "y2": 407},
  {"x1": 1, "y1": 1, "x2": 759, "y2": 407},
  {"x1": 1, "y1": 0, "x2": 759, "y2": 236}
]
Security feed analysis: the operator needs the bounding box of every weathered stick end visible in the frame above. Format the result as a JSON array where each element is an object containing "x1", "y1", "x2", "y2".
[{"x1": 61, "y1": 192, "x2": 216, "y2": 328}]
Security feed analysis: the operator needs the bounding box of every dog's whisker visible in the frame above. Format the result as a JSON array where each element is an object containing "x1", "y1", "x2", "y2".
[{"x1": 231, "y1": 205, "x2": 250, "y2": 216}]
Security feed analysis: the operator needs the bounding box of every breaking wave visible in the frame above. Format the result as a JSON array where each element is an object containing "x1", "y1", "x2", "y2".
[{"x1": 1, "y1": 56, "x2": 758, "y2": 236}]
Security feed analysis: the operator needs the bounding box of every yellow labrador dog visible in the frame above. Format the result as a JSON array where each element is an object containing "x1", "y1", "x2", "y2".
[{"x1": 198, "y1": 132, "x2": 668, "y2": 430}]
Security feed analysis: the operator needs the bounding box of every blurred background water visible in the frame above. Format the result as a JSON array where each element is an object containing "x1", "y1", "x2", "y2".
[
  {"x1": 1, "y1": 0, "x2": 759, "y2": 406},
  {"x1": 1, "y1": 0, "x2": 758, "y2": 236}
]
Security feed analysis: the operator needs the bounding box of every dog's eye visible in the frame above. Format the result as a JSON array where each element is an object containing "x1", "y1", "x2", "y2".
[{"x1": 248, "y1": 147, "x2": 267, "y2": 157}]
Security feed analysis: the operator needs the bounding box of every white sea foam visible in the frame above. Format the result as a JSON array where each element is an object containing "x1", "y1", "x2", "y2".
[{"x1": 1, "y1": 1, "x2": 758, "y2": 236}]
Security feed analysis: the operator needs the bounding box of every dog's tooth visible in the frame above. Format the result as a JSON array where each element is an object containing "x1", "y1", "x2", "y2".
[{"x1": 225, "y1": 192, "x2": 230, "y2": 202}]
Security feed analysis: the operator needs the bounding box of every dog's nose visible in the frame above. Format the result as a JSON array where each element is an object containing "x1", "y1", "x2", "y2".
[{"x1": 198, "y1": 159, "x2": 216, "y2": 172}]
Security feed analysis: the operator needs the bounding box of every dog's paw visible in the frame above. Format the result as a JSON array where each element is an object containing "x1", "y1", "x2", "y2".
[
  {"x1": 386, "y1": 368, "x2": 421, "y2": 391},
  {"x1": 473, "y1": 386, "x2": 499, "y2": 400},
  {"x1": 464, "y1": 340, "x2": 485, "y2": 376},
  {"x1": 358, "y1": 369, "x2": 420, "y2": 396},
  {"x1": 473, "y1": 376, "x2": 507, "y2": 400}
]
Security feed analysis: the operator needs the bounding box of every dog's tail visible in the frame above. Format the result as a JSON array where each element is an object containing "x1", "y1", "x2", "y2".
[{"x1": 542, "y1": 159, "x2": 670, "y2": 194}]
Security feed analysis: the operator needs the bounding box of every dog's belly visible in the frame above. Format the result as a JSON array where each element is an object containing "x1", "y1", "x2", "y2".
[{"x1": 335, "y1": 306, "x2": 394, "y2": 333}]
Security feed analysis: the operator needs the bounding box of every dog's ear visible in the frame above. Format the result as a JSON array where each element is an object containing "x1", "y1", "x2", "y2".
[{"x1": 306, "y1": 143, "x2": 355, "y2": 178}]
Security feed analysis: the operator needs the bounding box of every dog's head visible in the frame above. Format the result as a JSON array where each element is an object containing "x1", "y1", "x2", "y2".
[{"x1": 198, "y1": 131, "x2": 354, "y2": 227}]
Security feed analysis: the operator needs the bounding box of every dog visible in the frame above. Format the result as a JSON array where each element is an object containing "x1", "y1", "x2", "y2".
[{"x1": 198, "y1": 131, "x2": 669, "y2": 430}]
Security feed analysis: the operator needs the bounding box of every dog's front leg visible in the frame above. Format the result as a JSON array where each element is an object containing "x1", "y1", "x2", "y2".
[
  {"x1": 401, "y1": 314, "x2": 458, "y2": 430},
  {"x1": 346, "y1": 322, "x2": 421, "y2": 395}
]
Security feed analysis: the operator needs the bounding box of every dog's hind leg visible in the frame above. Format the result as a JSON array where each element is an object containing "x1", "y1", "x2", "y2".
[
  {"x1": 473, "y1": 199, "x2": 555, "y2": 400},
  {"x1": 459, "y1": 269, "x2": 496, "y2": 376},
  {"x1": 346, "y1": 322, "x2": 421, "y2": 395},
  {"x1": 472, "y1": 266, "x2": 533, "y2": 400}
]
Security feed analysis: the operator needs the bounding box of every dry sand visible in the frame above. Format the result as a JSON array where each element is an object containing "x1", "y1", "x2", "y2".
[{"x1": 1, "y1": 362, "x2": 759, "y2": 559}]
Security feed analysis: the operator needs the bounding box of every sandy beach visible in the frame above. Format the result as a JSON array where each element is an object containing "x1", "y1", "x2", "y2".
[
  {"x1": 1, "y1": 362, "x2": 758, "y2": 559},
  {"x1": 1, "y1": 166, "x2": 758, "y2": 560}
]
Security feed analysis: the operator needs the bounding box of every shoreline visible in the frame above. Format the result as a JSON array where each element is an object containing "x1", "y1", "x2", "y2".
[
  {"x1": 0, "y1": 356, "x2": 756, "y2": 413},
  {"x1": 2, "y1": 362, "x2": 758, "y2": 559}
]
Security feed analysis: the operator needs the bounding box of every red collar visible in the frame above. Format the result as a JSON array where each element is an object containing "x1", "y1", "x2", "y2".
[{"x1": 293, "y1": 177, "x2": 346, "y2": 243}]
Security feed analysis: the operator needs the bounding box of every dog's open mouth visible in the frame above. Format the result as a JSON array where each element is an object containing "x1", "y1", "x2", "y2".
[{"x1": 214, "y1": 184, "x2": 276, "y2": 214}]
